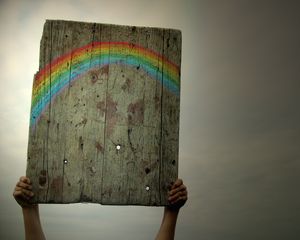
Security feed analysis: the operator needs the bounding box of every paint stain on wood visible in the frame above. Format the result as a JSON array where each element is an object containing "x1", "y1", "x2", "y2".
[
  {"x1": 96, "y1": 101, "x2": 106, "y2": 116},
  {"x1": 106, "y1": 95, "x2": 119, "y2": 137},
  {"x1": 39, "y1": 170, "x2": 47, "y2": 187},
  {"x1": 95, "y1": 141, "x2": 104, "y2": 153},
  {"x1": 100, "y1": 65, "x2": 109, "y2": 76},
  {"x1": 121, "y1": 78, "x2": 132, "y2": 92},
  {"x1": 50, "y1": 177, "x2": 63, "y2": 194},
  {"x1": 128, "y1": 99, "x2": 144, "y2": 125}
]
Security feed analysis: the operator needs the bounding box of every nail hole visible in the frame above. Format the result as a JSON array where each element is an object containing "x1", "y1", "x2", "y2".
[
  {"x1": 171, "y1": 160, "x2": 176, "y2": 165},
  {"x1": 116, "y1": 144, "x2": 121, "y2": 150},
  {"x1": 145, "y1": 186, "x2": 150, "y2": 191},
  {"x1": 145, "y1": 167, "x2": 150, "y2": 174}
]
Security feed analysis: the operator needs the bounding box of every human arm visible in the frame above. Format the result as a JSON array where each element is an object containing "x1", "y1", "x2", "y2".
[
  {"x1": 155, "y1": 179, "x2": 188, "y2": 240},
  {"x1": 13, "y1": 176, "x2": 46, "y2": 240}
]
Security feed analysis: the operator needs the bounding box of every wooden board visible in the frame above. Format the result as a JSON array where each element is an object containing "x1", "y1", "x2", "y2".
[{"x1": 26, "y1": 20, "x2": 181, "y2": 205}]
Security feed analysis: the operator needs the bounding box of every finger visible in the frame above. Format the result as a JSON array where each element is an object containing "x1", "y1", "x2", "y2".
[
  {"x1": 21, "y1": 188, "x2": 34, "y2": 197},
  {"x1": 168, "y1": 192, "x2": 185, "y2": 203},
  {"x1": 171, "y1": 179, "x2": 183, "y2": 189},
  {"x1": 17, "y1": 181, "x2": 32, "y2": 190},
  {"x1": 169, "y1": 184, "x2": 186, "y2": 194},
  {"x1": 168, "y1": 190, "x2": 187, "y2": 202},
  {"x1": 169, "y1": 189, "x2": 187, "y2": 201},
  {"x1": 14, "y1": 186, "x2": 34, "y2": 198},
  {"x1": 13, "y1": 190, "x2": 30, "y2": 201},
  {"x1": 169, "y1": 184, "x2": 186, "y2": 196},
  {"x1": 24, "y1": 177, "x2": 31, "y2": 184},
  {"x1": 19, "y1": 176, "x2": 27, "y2": 182},
  {"x1": 13, "y1": 190, "x2": 23, "y2": 198},
  {"x1": 17, "y1": 181, "x2": 32, "y2": 189},
  {"x1": 170, "y1": 195, "x2": 187, "y2": 205},
  {"x1": 20, "y1": 176, "x2": 31, "y2": 184},
  {"x1": 14, "y1": 186, "x2": 23, "y2": 192},
  {"x1": 170, "y1": 191, "x2": 188, "y2": 203}
]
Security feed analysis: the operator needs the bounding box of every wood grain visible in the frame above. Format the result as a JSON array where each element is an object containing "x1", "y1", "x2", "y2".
[{"x1": 27, "y1": 20, "x2": 181, "y2": 205}]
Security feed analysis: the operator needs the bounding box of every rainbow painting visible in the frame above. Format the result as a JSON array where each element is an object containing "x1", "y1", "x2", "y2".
[{"x1": 30, "y1": 42, "x2": 180, "y2": 126}]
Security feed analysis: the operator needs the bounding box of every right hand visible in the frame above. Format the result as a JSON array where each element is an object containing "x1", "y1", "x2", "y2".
[{"x1": 13, "y1": 176, "x2": 36, "y2": 208}]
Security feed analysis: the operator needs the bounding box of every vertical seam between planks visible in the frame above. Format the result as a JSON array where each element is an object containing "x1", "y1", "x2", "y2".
[
  {"x1": 41, "y1": 26, "x2": 47, "y2": 202},
  {"x1": 45, "y1": 21, "x2": 53, "y2": 201},
  {"x1": 90, "y1": 23, "x2": 96, "y2": 201},
  {"x1": 140, "y1": 30, "x2": 146, "y2": 205},
  {"x1": 98, "y1": 24, "x2": 103, "y2": 203},
  {"x1": 159, "y1": 30, "x2": 165, "y2": 205},
  {"x1": 101, "y1": 25, "x2": 111, "y2": 203},
  {"x1": 62, "y1": 22, "x2": 74, "y2": 201},
  {"x1": 61, "y1": 22, "x2": 67, "y2": 202}
]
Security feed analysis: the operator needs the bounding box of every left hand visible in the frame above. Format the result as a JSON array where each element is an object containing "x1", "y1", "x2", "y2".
[{"x1": 167, "y1": 179, "x2": 188, "y2": 211}]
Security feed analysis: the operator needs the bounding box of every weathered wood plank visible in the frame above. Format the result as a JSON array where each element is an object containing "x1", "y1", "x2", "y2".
[
  {"x1": 27, "y1": 20, "x2": 181, "y2": 206},
  {"x1": 160, "y1": 29, "x2": 181, "y2": 204}
]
